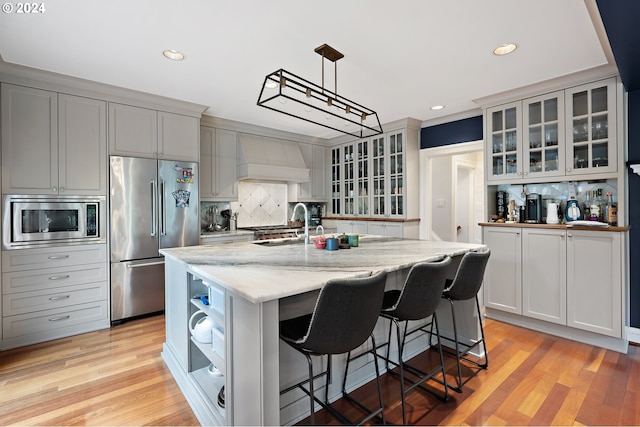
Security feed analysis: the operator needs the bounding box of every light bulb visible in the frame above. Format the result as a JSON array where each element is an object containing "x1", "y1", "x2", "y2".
[{"x1": 304, "y1": 88, "x2": 313, "y2": 113}]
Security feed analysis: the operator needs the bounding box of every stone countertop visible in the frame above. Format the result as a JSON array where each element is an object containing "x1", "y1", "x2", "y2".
[{"x1": 160, "y1": 236, "x2": 486, "y2": 304}]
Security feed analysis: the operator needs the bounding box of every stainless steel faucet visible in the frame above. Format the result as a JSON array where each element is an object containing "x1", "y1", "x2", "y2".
[
  {"x1": 316, "y1": 225, "x2": 324, "y2": 236},
  {"x1": 291, "y1": 203, "x2": 309, "y2": 244}
]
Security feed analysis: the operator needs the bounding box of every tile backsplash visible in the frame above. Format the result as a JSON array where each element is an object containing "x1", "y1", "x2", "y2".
[{"x1": 229, "y1": 181, "x2": 288, "y2": 227}]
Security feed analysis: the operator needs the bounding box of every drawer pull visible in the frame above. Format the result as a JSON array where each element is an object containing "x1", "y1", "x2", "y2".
[
  {"x1": 48, "y1": 295, "x2": 70, "y2": 301},
  {"x1": 48, "y1": 255, "x2": 70, "y2": 260},
  {"x1": 48, "y1": 315, "x2": 70, "y2": 322},
  {"x1": 48, "y1": 275, "x2": 70, "y2": 281}
]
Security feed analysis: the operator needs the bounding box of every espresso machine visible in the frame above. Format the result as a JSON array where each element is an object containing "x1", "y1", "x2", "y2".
[{"x1": 525, "y1": 193, "x2": 542, "y2": 223}]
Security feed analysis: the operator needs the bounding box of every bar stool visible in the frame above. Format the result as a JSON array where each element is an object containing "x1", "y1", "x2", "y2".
[
  {"x1": 279, "y1": 271, "x2": 388, "y2": 425},
  {"x1": 377, "y1": 257, "x2": 452, "y2": 425},
  {"x1": 438, "y1": 249, "x2": 491, "y2": 392}
]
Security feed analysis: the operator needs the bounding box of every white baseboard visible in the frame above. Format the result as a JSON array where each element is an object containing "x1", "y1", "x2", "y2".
[{"x1": 627, "y1": 326, "x2": 640, "y2": 345}]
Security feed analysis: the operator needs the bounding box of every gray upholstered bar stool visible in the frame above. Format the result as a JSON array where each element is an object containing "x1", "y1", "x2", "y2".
[
  {"x1": 377, "y1": 257, "x2": 452, "y2": 425},
  {"x1": 438, "y1": 249, "x2": 491, "y2": 392},
  {"x1": 279, "y1": 270, "x2": 388, "y2": 425}
]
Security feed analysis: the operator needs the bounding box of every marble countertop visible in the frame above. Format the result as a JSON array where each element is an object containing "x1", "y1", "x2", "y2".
[{"x1": 160, "y1": 236, "x2": 486, "y2": 304}]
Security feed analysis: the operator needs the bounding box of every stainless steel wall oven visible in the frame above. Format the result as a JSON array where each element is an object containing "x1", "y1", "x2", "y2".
[{"x1": 2, "y1": 195, "x2": 106, "y2": 249}]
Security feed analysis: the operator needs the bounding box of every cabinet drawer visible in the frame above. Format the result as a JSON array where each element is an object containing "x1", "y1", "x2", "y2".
[
  {"x1": 3, "y1": 281, "x2": 107, "y2": 316},
  {"x1": 2, "y1": 244, "x2": 107, "y2": 272},
  {"x1": 2, "y1": 263, "x2": 107, "y2": 294},
  {"x1": 2, "y1": 300, "x2": 109, "y2": 339}
]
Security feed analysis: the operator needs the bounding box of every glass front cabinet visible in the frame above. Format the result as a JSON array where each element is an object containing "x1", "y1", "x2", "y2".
[
  {"x1": 330, "y1": 129, "x2": 408, "y2": 219},
  {"x1": 485, "y1": 78, "x2": 618, "y2": 183},
  {"x1": 565, "y1": 78, "x2": 617, "y2": 175}
]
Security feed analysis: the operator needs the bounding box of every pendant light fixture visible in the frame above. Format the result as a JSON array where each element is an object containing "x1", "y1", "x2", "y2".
[{"x1": 257, "y1": 44, "x2": 383, "y2": 138}]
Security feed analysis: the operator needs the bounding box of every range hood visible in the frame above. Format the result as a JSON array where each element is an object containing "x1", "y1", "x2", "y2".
[{"x1": 237, "y1": 133, "x2": 310, "y2": 183}]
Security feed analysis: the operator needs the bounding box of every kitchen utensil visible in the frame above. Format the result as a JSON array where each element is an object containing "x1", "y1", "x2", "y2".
[
  {"x1": 525, "y1": 193, "x2": 542, "y2": 223},
  {"x1": 339, "y1": 233, "x2": 349, "y2": 244},
  {"x1": 189, "y1": 310, "x2": 215, "y2": 343},
  {"x1": 326, "y1": 237, "x2": 339, "y2": 251},
  {"x1": 348, "y1": 235, "x2": 359, "y2": 247},
  {"x1": 546, "y1": 202, "x2": 560, "y2": 224},
  {"x1": 565, "y1": 197, "x2": 583, "y2": 221},
  {"x1": 314, "y1": 237, "x2": 327, "y2": 249}
]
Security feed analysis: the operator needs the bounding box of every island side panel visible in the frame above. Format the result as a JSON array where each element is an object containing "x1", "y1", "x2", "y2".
[{"x1": 229, "y1": 293, "x2": 280, "y2": 426}]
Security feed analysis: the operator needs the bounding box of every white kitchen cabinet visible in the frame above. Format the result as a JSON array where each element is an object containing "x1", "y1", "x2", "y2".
[
  {"x1": 336, "y1": 220, "x2": 368, "y2": 235},
  {"x1": 564, "y1": 78, "x2": 617, "y2": 176},
  {"x1": 200, "y1": 127, "x2": 238, "y2": 201},
  {"x1": 485, "y1": 78, "x2": 619, "y2": 184},
  {"x1": 330, "y1": 122, "x2": 419, "y2": 219},
  {"x1": 482, "y1": 226, "x2": 522, "y2": 314},
  {"x1": 522, "y1": 228, "x2": 566, "y2": 325},
  {"x1": 1, "y1": 85, "x2": 107, "y2": 195},
  {"x1": 289, "y1": 143, "x2": 328, "y2": 202},
  {"x1": 158, "y1": 111, "x2": 199, "y2": 161},
  {"x1": 566, "y1": 230, "x2": 622, "y2": 338},
  {"x1": 109, "y1": 103, "x2": 198, "y2": 161},
  {"x1": 522, "y1": 91, "x2": 565, "y2": 180},
  {"x1": 1, "y1": 244, "x2": 109, "y2": 350}
]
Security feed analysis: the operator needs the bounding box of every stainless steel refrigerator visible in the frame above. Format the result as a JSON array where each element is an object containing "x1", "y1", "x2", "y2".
[{"x1": 110, "y1": 156, "x2": 199, "y2": 323}]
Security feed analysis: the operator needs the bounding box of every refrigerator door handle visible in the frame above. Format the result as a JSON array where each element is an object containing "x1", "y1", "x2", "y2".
[
  {"x1": 160, "y1": 180, "x2": 166, "y2": 236},
  {"x1": 150, "y1": 180, "x2": 157, "y2": 236},
  {"x1": 126, "y1": 259, "x2": 165, "y2": 268}
]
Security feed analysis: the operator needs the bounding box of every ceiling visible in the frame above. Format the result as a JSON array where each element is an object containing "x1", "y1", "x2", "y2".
[{"x1": 0, "y1": 0, "x2": 617, "y2": 139}]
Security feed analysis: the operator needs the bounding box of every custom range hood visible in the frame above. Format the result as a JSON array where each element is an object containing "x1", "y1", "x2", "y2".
[{"x1": 237, "y1": 133, "x2": 310, "y2": 183}]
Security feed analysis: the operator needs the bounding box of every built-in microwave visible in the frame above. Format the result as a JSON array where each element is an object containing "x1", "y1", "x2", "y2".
[{"x1": 2, "y1": 195, "x2": 106, "y2": 249}]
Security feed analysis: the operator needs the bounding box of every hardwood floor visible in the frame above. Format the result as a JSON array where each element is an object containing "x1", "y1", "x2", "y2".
[{"x1": 0, "y1": 314, "x2": 638, "y2": 426}]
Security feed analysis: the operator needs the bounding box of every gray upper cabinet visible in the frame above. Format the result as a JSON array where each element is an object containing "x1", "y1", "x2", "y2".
[
  {"x1": 109, "y1": 103, "x2": 199, "y2": 162},
  {"x1": 200, "y1": 126, "x2": 238, "y2": 201},
  {"x1": 1, "y1": 84, "x2": 107, "y2": 195}
]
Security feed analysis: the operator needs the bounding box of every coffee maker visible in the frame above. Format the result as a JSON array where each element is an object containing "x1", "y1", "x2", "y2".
[{"x1": 525, "y1": 193, "x2": 542, "y2": 223}]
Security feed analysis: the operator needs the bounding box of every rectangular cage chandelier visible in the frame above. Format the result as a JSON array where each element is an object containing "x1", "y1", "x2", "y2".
[{"x1": 257, "y1": 44, "x2": 383, "y2": 138}]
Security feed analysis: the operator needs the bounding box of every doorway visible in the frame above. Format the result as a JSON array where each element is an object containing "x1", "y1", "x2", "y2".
[{"x1": 419, "y1": 140, "x2": 484, "y2": 243}]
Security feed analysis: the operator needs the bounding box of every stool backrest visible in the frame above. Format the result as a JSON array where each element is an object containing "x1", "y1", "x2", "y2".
[
  {"x1": 444, "y1": 250, "x2": 491, "y2": 301},
  {"x1": 382, "y1": 256, "x2": 452, "y2": 321},
  {"x1": 298, "y1": 270, "x2": 388, "y2": 354}
]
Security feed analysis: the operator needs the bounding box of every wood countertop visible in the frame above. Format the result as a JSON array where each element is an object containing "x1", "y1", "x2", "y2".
[{"x1": 479, "y1": 221, "x2": 629, "y2": 232}]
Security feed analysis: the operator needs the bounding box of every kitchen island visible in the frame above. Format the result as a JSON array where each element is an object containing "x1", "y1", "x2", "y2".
[{"x1": 160, "y1": 236, "x2": 486, "y2": 426}]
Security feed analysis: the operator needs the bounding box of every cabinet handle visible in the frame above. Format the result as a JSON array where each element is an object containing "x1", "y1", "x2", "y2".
[
  {"x1": 60, "y1": 187, "x2": 65, "y2": 192},
  {"x1": 48, "y1": 275, "x2": 70, "y2": 280},
  {"x1": 48, "y1": 315, "x2": 70, "y2": 322},
  {"x1": 568, "y1": 233, "x2": 573, "y2": 238},
  {"x1": 49, "y1": 294, "x2": 70, "y2": 301},
  {"x1": 48, "y1": 255, "x2": 70, "y2": 260},
  {"x1": 52, "y1": 187, "x2": 57, "y2": 192},
  {"x1": 567, "y1": 168, "x2": 572, "y2": 172}
]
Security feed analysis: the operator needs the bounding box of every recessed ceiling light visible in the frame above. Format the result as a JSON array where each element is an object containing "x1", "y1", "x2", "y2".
[
  {"x1": 430, "y1": 105, "x2": 445, "y2": 111},
  {"x1": 493, "y1": 43, "x2": 518, "y2": 56},
  {"x1": 163, "y1": 49, "x2": 185, "y2": 61}
]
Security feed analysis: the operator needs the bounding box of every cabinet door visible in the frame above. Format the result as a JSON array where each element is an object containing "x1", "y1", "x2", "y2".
[
  {"x1": 199, "y1": 127, "x2": 215, "y2": 199},
  {"x1": 387, "y1": 131, "x2": 405, "y2": 217},
  {"x1": 486, "y1": 102, "x2": 522, "y2": 182},
  {"x1": 342, "y1": 143, "x2": 356, "y2": 215},
  {"x1": 58, "y1": 94, "x2": 107, "y2": 195},
  {"x1": 522, "y1": 228, "x2": 566, "y2": 324},
  {"x1": 158, "y1": 111, "x2": 199, "y2": 161},
  {"x1": 311, "y1": 144, "x2": 328, "y2": 200},
  {"x1": 522, "y1": 92, "x2": 565, "y2": 179},
  {"x1": 565, "y1": 78, "x2": 617, "y2": 176},
  {"x1": 566, "y1": 230, "x2": 622, "y2": 337},
  {"x1": 355, "y1": 139, "x2": 370, "y2": 216},
  {"x1": 371, "y1": 135, "x2": 385, "y2": 216},
  {"x1": 108, "y1": 103, "x2": 157, "y2": 157},
  {"x1": 330, "y1": 147, "x2": 342, "y2": 215},
  {"x1": 215, "y1": 128, "x2": 238, "y2": 200},
  {"x1": 483, "y1": 227, "x2": 522, "y2": 314},
  {"x1": 368, "y1": 221, "x2": 403, "y2": 238},
  {"x1": 1, "y1": 84, "x2": 58, "y2": 194}
]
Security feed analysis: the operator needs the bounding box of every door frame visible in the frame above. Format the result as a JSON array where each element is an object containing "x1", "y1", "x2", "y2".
[{"x1": 419, "y1": 140, "x2": 484, "y2": 240}]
